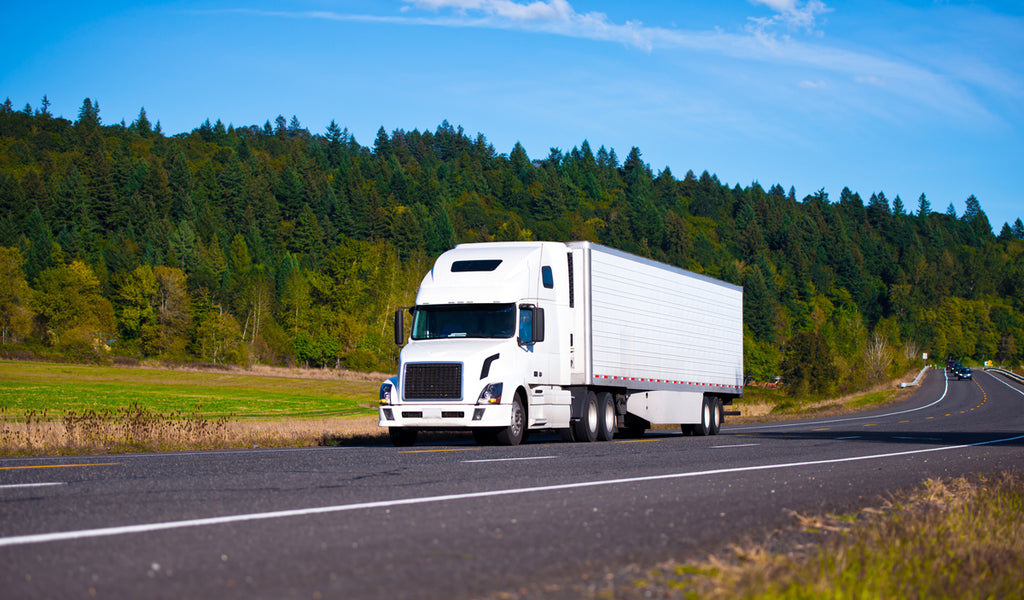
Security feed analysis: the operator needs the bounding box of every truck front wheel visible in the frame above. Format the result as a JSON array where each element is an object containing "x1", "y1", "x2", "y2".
[{"x1": 495, "y1": 394, "x2": 526, "y2": 446}]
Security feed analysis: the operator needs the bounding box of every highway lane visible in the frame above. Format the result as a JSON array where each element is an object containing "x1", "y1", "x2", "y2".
[{"x1": 1, "y1": 368, "x2": 1022, "y2": 599}]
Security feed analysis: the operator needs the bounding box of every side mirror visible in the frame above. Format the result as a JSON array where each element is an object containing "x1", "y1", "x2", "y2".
[
  {"x1": 394, "y1": 309, "x2": 405, "y2": 346},
  {"x1": 518, "y1": 305, "x2": 545, "y2": 345},
  {"x1": 532, "y1": 307, "x2": 545, "y2": 343}
]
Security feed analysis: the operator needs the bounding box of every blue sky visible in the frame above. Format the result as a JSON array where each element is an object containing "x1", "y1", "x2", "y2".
[{"x1": 4, "y1": 1, "x2": 1023, "y2": 230}]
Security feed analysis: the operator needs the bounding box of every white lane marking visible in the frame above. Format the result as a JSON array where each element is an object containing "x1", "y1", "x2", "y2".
[
  {"x1": 986, "y1": 370, "x2": 1024, "y2": 398},
  {"x1": 732, "y1": 371, "x2": 951, "y2": 432},
  {"x1": 462, "y1": 456, "x2": 558, "y2": 464},
  {"x1": 2, "y1": 432, "x2": 1022, "y2": 549},
  {"x1": 0, "y1": 483, "x2": 66, "y2": 490},
  {"x1": 711, "y1": 444, "x2": 759, "y2": 449},
  {"x1": 835, "y1": 436, "x2": 863, "y2": 440}
]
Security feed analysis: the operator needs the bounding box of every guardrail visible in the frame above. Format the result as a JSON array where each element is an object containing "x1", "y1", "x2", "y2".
[
  {"x1": 899, "y1": 366, "x2": 930, "y2": 388},
  {"x1": 984, "y1": 367, "x2": 1024, "y2": 384}
]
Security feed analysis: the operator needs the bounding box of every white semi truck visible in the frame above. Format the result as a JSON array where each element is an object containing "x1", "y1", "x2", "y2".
[{"x1": 378, "y1": 241, "x2": 744, "y2": 446}]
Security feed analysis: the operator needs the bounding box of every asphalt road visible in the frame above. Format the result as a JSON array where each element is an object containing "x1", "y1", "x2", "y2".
[{"x1": 2, "y1": 368, "x2": 1023, "y2": 599}]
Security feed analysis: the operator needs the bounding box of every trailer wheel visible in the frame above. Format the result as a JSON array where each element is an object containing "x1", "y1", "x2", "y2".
[
  {"x1": 694, "y1": 398, "x2": 713, "y2": 436},
  {"x1": 597, "y1": 392, "x2": 616, "y2": 441},
  {"x1": 389, "y1": 427, "x2": 418, "y2": 447},
  {"x1": 573, "y1": 390, "x2": 599, "y2": 442},
  {"x1": 495, "y1": 394, "x2": 525, "y2": 446},
  {"x1": 710, "y1": 397, "x2": 722, "y2": 435}
]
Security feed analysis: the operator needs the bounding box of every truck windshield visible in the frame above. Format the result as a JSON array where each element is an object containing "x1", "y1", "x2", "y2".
[{"x1": 411, "y1": 304, "x2": 516, "y2": 340}]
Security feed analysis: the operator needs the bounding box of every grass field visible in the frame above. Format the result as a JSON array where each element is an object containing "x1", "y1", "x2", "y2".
[
  {"x1": 0, "y1": 360, "x2": 384, "y2": 455},
  {"x1": 0, "y1": 360, "x2": 380, "y2": 419}
]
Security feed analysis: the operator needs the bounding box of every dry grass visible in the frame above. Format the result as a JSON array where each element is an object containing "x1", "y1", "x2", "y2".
[
  {"x1": 0, "y1": 404, "x2": 386, "y2": 455},
  {"x1": 628, "y1": 471, "x2": 1024, "y2": 599}
]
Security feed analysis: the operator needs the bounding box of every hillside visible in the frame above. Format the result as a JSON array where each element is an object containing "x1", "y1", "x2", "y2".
[{"x1": 1, "y1": 97, "x2": 1022, "y2": 394}]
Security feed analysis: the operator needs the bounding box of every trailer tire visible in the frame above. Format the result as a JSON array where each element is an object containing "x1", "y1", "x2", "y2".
[
  {"x1": 597, "y1": 391, "x2": 616, "y2": 441},
  {"x1": 710, "y1": 397, "x2": 722, "y2": 435},
  {"x1": 573, "y1": 390, "x2": 599, "y2": 442},
  {"x1": 389, "y1": 427, "x2": 418, "y2": 447},
  {"x1": 495, "y1": 394, "x2": 526, "y2": 446},
  {"x1": 694, "y1": 398, "x2": 713, "y2": 436}
]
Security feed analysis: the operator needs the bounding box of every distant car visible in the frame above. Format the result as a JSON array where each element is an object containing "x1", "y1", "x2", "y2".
[{"x1": 954, "y1": 365, "x2": 972, "y2": 380}]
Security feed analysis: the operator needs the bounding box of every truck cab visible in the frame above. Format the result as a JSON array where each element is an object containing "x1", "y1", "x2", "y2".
[{"x1": 379, "y1": 242, "x2": 574, "y2": 445}]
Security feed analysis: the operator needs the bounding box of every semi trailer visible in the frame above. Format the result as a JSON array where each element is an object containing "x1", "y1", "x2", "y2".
[{"x1": 378, "y1": 241, "x2": 744, "y2": 446}]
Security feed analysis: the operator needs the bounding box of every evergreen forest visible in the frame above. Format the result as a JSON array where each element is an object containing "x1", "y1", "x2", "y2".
[{"x1": 2, "y1": 97, "x2": 1023, "y2": 396}]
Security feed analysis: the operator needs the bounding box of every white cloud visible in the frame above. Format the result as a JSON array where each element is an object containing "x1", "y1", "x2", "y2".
[
  {"x1": 225, "y1": 2, "x2": 994, "y2": 123},
  {"x1": 403, "y1": 0, "x2": 574, "y2": 22},
  {"x1": 747, "y1": 0, "x2": 831, "y2": 34}
]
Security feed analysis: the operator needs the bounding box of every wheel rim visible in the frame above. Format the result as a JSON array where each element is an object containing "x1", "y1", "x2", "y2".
[
  {"x1": 587, "y1": 400, "x2": 598, "y2": 434},
  {"x1": 603, "y1": 401, "x2": 614, "y2": 434},
  {"x1": 512, "y1": 401, "x2": 524, "y2": 437}
]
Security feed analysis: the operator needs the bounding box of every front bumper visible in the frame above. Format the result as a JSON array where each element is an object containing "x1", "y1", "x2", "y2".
[{"x1": 379, "y1": 403, "x2": 513, "y2": 429}]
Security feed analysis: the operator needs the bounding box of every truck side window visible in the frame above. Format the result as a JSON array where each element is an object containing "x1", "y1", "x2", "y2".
[{"x1": 542, "y1": 266, "x2": 554, "y2": 289}]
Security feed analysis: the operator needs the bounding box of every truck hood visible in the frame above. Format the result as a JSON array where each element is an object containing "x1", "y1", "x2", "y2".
[{"x1": 400, "y1": 338, "x2": 512, "y2": 369}]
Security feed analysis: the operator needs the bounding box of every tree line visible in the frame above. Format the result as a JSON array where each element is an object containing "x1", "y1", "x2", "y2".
[{"x1": 1, "y1": 97, "x2": 1022, "y2": 394}]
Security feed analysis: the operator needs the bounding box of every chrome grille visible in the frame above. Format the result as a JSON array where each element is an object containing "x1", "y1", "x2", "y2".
[{"x1": 404, "y1": 363, "x2": 462, "y2": 400}]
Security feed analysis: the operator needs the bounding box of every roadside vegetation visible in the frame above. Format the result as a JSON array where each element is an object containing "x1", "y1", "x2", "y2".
[
  {"x1": 626, "y1": 470, "x2": 1024, "y2": 599},
  {"x1": 0, "y1": 359, "x2": 382, "y2": 455}
]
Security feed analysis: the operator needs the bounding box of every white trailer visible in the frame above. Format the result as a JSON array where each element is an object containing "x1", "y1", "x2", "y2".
[{"x1": 379, "y1": 241, "x2": 743, "y2": 446}]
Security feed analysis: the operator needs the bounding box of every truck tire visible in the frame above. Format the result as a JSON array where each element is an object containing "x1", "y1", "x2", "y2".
[
  {"x1": 597, "y1": 391, "x2": 616, "y2": 441},
  {"x1": 710, "y1": 397, "x2": 722, "y2": 435},
  {"x1": 694, "y1": 397, "x2": 713, "y2": 436},
  {"x1": 573, "y1": 390, "x2": 599, "y2": 442},
  {"x1": 389, "y1": 427, "x2": 418, "y2": 447},
  {"x1": 495, "y1": 394, "x2": 525, "y2": 446}
]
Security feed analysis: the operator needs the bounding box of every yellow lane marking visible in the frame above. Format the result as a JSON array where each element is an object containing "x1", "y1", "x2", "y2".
[
  {"x1": 614, "y1": 438, "x2": 662, "y2": 444},
  {"x1": 813, "y1": 428, "x2": 830, "y2": 431},
  {"x1": 400, "y1": 448, "x2": 478, "y2": 454},
  {"x1": 863, "y1": 423, "x2": 876, "y2": 427},
  {"x1": 899, "y1": 420, "x2": 910, "y2": 423},
  {"x1": 0, "y1": 463, "x2": 122, "y2": 471}
]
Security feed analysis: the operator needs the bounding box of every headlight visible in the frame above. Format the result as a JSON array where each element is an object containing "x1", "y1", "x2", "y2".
[
  {"x1": 379, "y1": 377, "x2": 398, "y2": 405},
  {"x1": 477, "y1": 382, "x2": 503, "y2": 404}
]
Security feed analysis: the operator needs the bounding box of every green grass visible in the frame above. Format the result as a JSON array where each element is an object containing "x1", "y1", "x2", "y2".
[{"x1": 0, "y1": 360, "x2": 380, "y2": 419}]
